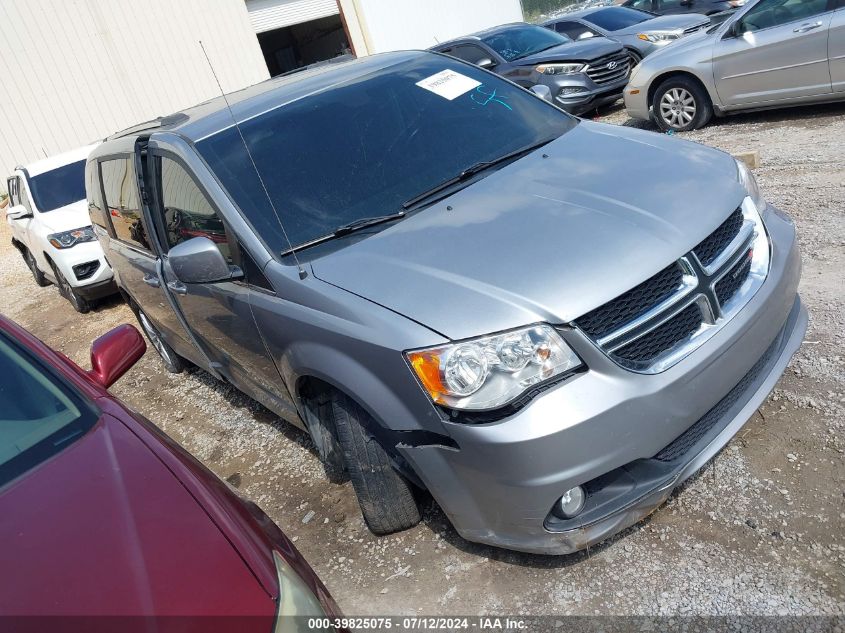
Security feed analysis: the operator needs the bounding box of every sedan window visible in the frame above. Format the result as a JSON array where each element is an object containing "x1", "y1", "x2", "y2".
[
  {"x1": 739, "y1": 0, "x2": 829, "y2": 31},
  {"x1": 584, "y1": 7, "x2": 655, "y2": 31},
  {"x1": 0, "y1": 334, "x2": 96, "y2": 486}
]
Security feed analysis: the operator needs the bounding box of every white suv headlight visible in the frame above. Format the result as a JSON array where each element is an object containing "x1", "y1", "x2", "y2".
[
  {"x1": 406, "y1": 325, "x2": 582, "y2": 411},
  {"x1": 48, "y1": 226, "x2": 96, "y2": 249},
  {"x1": 736, "y1": 159, "x2": 766, "y2": 212}
]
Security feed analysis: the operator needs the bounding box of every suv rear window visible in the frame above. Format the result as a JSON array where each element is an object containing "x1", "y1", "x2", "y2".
[
  {"x1": 197, "y1": 55, "x2": 575, "y2": 256},
  {"x1": 28, "y1": 160, "x2": 87, "y2": 212}
]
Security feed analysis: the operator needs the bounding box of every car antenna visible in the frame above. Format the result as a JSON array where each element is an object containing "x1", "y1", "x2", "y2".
[{"x1": 199, "y1": 40, "x2": 308, "y2": 280}]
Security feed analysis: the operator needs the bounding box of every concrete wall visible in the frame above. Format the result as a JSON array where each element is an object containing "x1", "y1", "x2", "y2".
[
  {"x1": 338, "y1": 0, "x2": 524, "y2": 55},
  {"x1": 0, "y1": 0, "x2": 270, "y2": 191}
]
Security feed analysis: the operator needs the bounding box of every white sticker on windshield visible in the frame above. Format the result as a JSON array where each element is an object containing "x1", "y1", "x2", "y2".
[{"x1": 416, "y1": 70, "x2": 481, "y2": 100}]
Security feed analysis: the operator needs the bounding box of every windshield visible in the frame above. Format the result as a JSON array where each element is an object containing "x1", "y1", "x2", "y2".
[
  {"x1": 0, "y1": 332, "x2": 96, "y2": 486},
  {"x1": 27, "y1": 160, "x2": 87, "y2": 212},
  {"x1": 584, "y1": 7, "x2": 653, "y2": 31},
  {"x1": 481, "y1": 25, "x2": 571, "y2": 62},
  {"x1": 197, "y1": 55, "x2": 575, "y2": 255}
]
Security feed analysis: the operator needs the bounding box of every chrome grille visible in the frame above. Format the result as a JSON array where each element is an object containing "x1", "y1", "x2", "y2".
[
  {"x1": 585, "y1": 52, "x2": 630, "y2": 86},
  {"x1": 574, "y1": 199, "x2": 770, "y2": 374},
  {"x1": 693, "y1": 207, "x2": 743, "y2": 267}
]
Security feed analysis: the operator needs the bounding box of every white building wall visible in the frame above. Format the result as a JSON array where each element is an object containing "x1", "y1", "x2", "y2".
[
  {"x1": 0, "y1": 0, "x2": 270, "y2": 190},
  {"x1": 338, "y1": 0, "x2": 524, "y2": 55}
]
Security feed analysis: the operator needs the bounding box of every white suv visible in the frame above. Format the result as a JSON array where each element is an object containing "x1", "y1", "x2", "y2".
[{"x1": 5, "y1": 144, "x2": 116, "y2": 312}]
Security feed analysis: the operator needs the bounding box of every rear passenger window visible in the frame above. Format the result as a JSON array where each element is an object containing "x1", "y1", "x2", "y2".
[
  {"x1": 156, "y1": 157, "x2": 232, "y2": 263},
  {"x1": 87, "y1": 163, "x2": 109, "y2": 231},
  {"x1": 100, "y1": 158, "x2": 151, "y2": 252}
]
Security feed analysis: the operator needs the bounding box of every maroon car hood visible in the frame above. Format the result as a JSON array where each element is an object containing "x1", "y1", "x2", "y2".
[{"x1": 0, "y1": 414, "x2": 275, "y2": 618}]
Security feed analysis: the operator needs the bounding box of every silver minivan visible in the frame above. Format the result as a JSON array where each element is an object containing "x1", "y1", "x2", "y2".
[
  {"x1": 88, "y1": 51, "x2": 805, "y2": 554},
  {"x1": 625, "y1": 0, "x2": 845, "y2": 130}
]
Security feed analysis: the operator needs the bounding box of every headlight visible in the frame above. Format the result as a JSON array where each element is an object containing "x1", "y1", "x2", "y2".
[
  {"x1": 736, "y1": 159, "x2": 766, "y2": 212},
  {"x1": 637, "y1": 31, "x2": 680, "y2": 44},
  {"x1": 406, "y1": 324, "x2": 583, "y2": 411},
  {"x1": 535, "y1": 63, "x2": 586, "y2": 75},
  {"x1": 48, "y1": 226, "x2": 96, "y2": 249},
  {"x1": 272, "y1": 550, "x2": 326, "y2": 632}
]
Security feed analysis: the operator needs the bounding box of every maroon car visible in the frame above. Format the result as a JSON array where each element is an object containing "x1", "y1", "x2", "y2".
[{"x1": 0, "y1": 316, "x2": 340, "y2": 632}]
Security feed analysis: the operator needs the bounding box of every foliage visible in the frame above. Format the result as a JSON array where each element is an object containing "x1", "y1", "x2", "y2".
[{"x1": 521, "y1": 0, "x2": 581, "y2": 21}]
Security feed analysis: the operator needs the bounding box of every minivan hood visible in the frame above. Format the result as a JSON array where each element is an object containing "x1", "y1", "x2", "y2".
[
  {"x1": 312, "y1": 121, "x2": 744, "y2": 341},
  {"x1": 38, "y1": 199, "x2": 91, "y2": 233},
  {"x1": 612, "y1": 13, "x2": 710, "y2": 35},
  {"x1": 513, "y1": 38, "x2": 621, "y2": 65}
]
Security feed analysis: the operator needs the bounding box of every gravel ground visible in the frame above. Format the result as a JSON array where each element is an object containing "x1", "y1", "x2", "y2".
[{"x1": 1, "y1": 101, "x2": 843, "y2": 616}]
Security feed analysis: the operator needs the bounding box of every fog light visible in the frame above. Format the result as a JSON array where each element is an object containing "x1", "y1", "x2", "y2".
[
  {"x1": 558, "y1": 87, "x2": 587, "y2": 97},
  {"x1": 556, "y1": 486, "x2": 586, "y2": 518}
]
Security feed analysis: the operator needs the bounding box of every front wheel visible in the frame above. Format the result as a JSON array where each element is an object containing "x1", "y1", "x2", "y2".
[
  {"x1": 136, "y1": 309, "x2": 186, "y2": 373},
  {"x1": 50, "y1": 261, "x2": 91, "y2": 313},
  {"x1": 652, "y1": 76, "x2": 713, "y2": 132},
  {"x1": 24, "y1": 249, "x2": 50, "y2": 287},
  {"x1": 329, "y1": 391, "x2": 421, "y2": 535}
]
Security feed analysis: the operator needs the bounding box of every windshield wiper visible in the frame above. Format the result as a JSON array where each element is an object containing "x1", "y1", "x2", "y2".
[
  {"x1": 402, "y1": 138, "x2": 556, "y2": 211},
  {"x1": 333, "y1": 212, "x2": 406, "y2": 236},
  {"x1": 280, "y1": 212, "x2": 406, "y2": 256}
]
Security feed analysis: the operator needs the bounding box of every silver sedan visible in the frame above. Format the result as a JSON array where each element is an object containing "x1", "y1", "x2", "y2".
[
  {"x1": 543, "y1": 6, "x2": 710, "y2": 63},
  {"x1": 625, "y1": 0, "x2": 845, "y2": 130}
]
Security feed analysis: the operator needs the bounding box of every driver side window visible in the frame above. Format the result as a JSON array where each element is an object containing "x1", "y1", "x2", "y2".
[
  {"x1": 155, "y1": 157, "x2": 233, "y2": 264},
  {"x1": 740, "y1": 0, "x2": 829, "y2": 32}
]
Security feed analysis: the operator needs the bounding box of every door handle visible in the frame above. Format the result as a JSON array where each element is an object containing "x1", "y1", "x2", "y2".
[
  {"x1": 167, "y1": 280, "x2": 187, "y2": 295},
  {"x1": 793, "y1": 21, "x2": 823, "y2": 33},
  {"x1": 142, "y1": 273, "x2": 160, "y2": 288}
]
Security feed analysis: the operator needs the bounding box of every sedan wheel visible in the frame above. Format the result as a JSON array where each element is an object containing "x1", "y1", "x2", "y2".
[
  {"x1": 652, "y1": 76, "x2": 713, "y2": 132},
  {"x1": 659, "y1": 88, "x2": 696, "y2": 129}
]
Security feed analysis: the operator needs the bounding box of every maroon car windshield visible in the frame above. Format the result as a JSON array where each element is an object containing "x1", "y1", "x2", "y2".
[{"x1": 0, "y1": 332, "x2": 97, "y2": 486}]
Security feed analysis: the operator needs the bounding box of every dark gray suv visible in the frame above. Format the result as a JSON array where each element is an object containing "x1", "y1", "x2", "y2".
[
  {"x1": 88, "y1": 51, "x2": 805, "y2": 554},
  {"x1": 431, "y1": 23, "x2": 631, "y2": 114}
]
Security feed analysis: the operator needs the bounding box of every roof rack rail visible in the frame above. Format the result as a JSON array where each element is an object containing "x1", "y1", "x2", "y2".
[{"x1": 106, "y1": 112, "x2": 189, "y2": 140}]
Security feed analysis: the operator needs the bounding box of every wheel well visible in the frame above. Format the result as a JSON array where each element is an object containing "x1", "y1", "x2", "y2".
[{"x1": 647, "y1": 71, "x2": 710, "y2": 109}]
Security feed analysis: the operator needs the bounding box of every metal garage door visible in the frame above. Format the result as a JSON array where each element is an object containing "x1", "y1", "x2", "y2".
[{"x1": 245, "y1": 0, "x2": 340, "y2": 33}]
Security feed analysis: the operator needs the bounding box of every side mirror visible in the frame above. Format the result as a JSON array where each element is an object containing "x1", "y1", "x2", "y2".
[
  {"x1": 6, "y1": 205, "x2": 32, "y2": 220},
  {"x1": 169, "y1": 236, "x2": 242, "y2": 284},
  {"x1": 578, "y1": 32, "x2": 595, "y2": 40},
  {"x1": 88, "y1": 324, "x2": 146, "y2": 388},
  {"x1": 476, "y1": 57, "x2": 495, "y2": 69},
  {"x1": 530, "y1": 84, "x2": 554, "y2": 103}
]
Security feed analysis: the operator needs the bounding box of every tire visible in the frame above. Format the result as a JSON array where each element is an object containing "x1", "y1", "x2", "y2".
[
  {"x1": 329, "y1": 391, "x2": 421, "y2": 535},
  {"x1": 24, "y1": 249, "x2": 50, "y2": 287},
  {"x1": 135, "y1": 308, "x2": 186, "y2": 373},
  {"x1": 301, "y1": 388, "x2": 348, "y2": 483},
  {"x1": 652, "y1": 76, "x2": 713, "y2": 132},
  {"x1": 50, "y1": 261, "x2": 91, "y2": 313}
]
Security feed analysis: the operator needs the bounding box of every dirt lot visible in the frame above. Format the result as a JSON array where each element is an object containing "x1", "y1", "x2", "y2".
[{"x1": 1, "y1": 102, "x2": 843, "y2": 616}]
